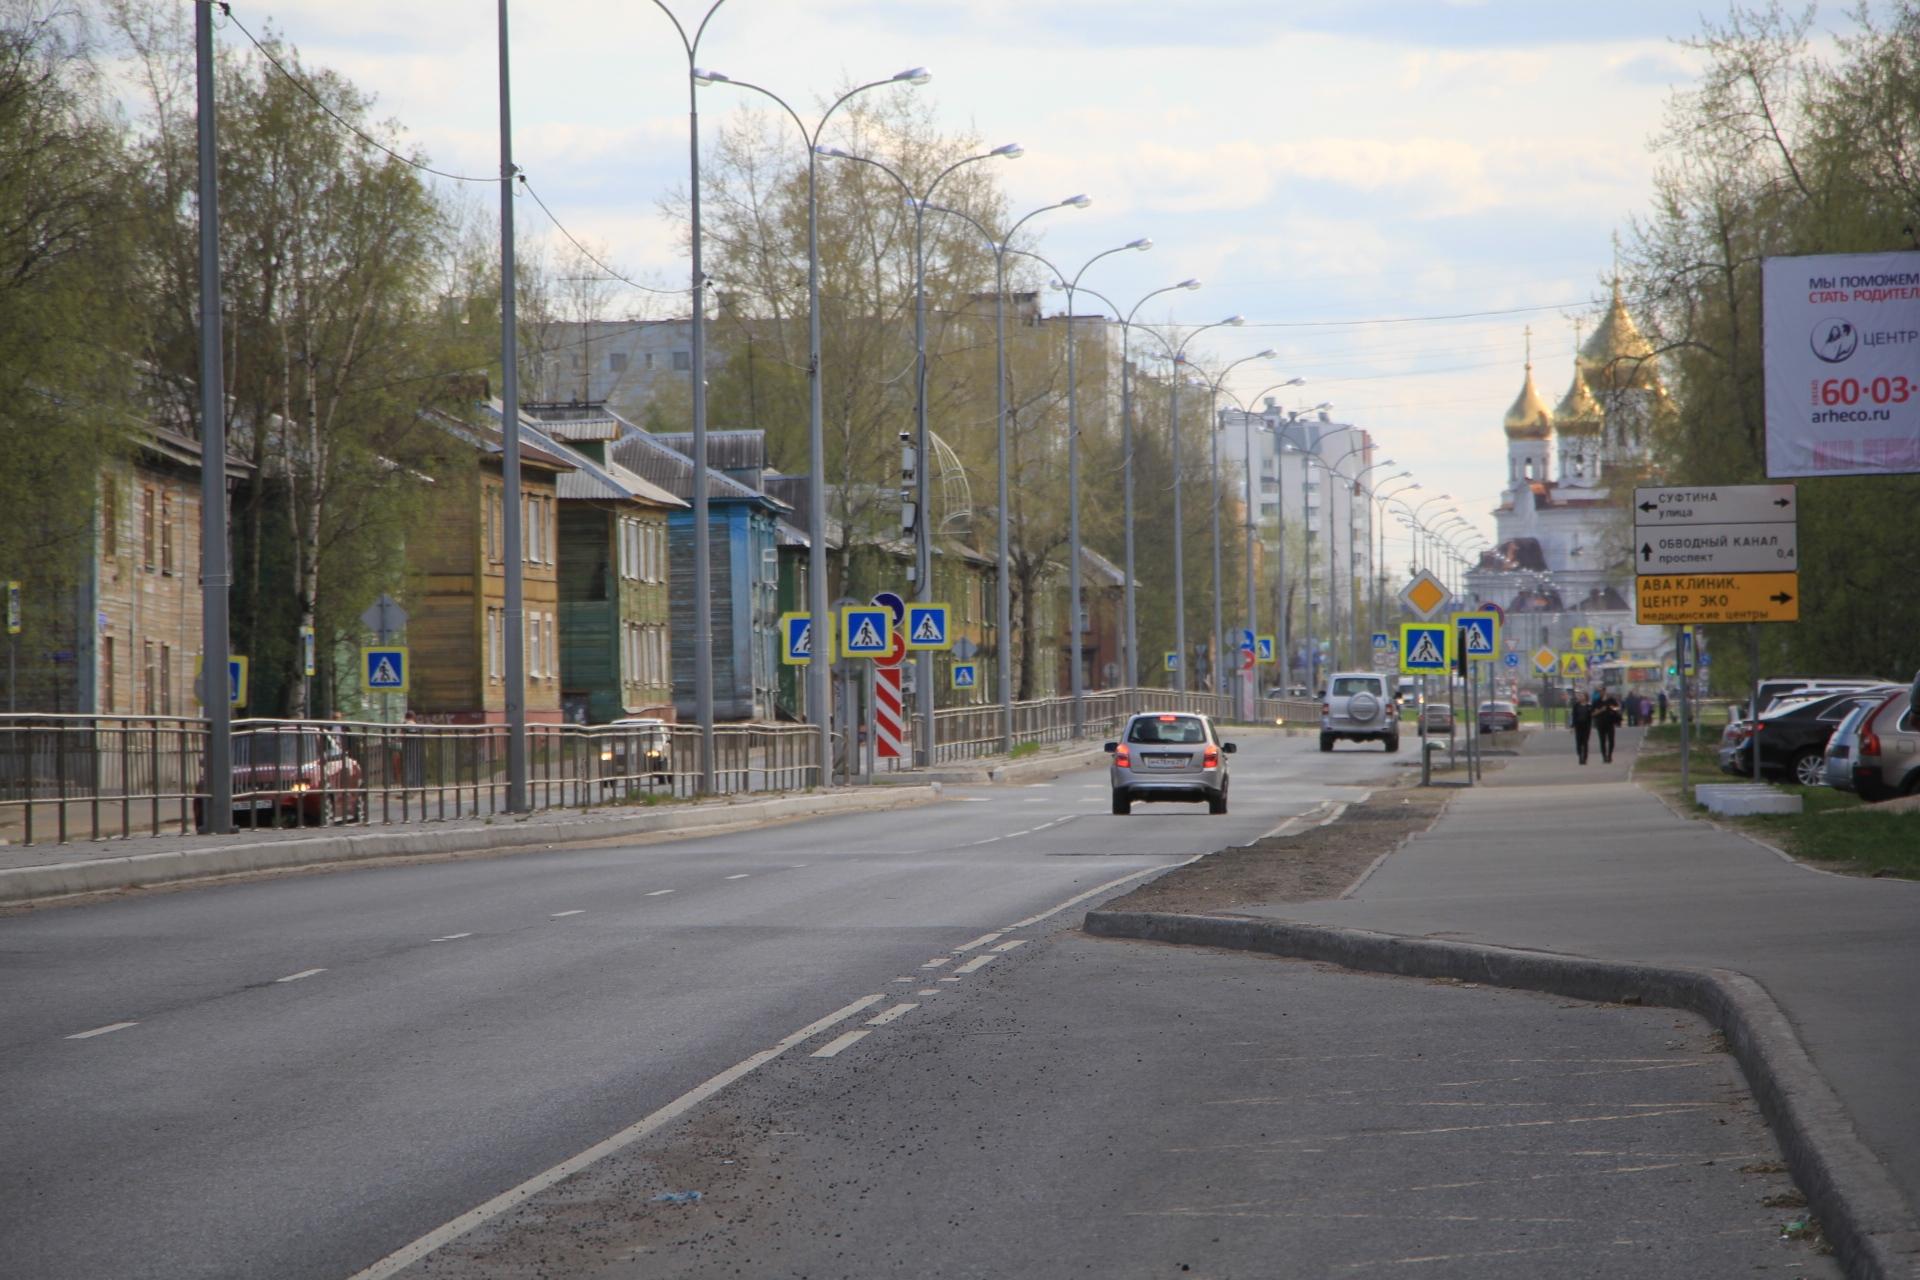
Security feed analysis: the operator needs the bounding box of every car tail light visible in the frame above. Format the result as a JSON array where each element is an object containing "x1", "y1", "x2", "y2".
[
  {"x1": 1114, "y1": 746, "x2": 1131, "y2": 768},
  {"x1": 1203, "y1": 745, "x2": 1220, "y2": 768}
]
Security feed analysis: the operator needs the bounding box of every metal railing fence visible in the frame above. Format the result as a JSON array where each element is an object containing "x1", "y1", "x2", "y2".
[{"x1": 0, "y1": 690, "x2": 1317, "y2": 846}]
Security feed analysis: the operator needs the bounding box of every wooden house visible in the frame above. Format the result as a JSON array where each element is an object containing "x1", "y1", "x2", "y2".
[
  {"x1": 407, "y1": 408, "x2": 573, "y2": 724},
  {"x1": 518, "y1": 407, "x2": 684, "y2": 724}
]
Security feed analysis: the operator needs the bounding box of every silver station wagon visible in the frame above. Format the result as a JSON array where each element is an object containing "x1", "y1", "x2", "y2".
[{"x1": 1104, "y1": 712, "x2": 1236, "y2": 816}]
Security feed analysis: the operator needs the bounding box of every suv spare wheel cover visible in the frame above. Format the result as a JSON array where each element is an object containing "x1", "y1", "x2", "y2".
[{"x1": 1348, "y1": 691, "x2": 1380, "y2": 721}]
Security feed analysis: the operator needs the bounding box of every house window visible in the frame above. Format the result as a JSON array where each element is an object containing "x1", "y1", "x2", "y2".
[
  {"x1": 159, "y1": 644, "x2": 172, "y2": 714},
  {"x1": 671, "y1": 350, "x2": 691, "y2": 372},
  {"x1": 609, "y1": 351, "x2": 628, "y2": 373},
  {"x1": 545, "y1": 614, "x2": 556, "y2": 679},
  {"x1": 643, "y1": 352, "x2": 655, "y2": 370},
  {"x1": 102, "y1": 482, "x2": 118, "y2": 557},
  {"x1": 141, "y1": 487, "x2": 156, "y2": 570},
  {"x1": 486, "y1": 488, "x2": 500, "y2": 563},
  {"x1": 160, "y1": 492, "x2": 174, "y2": 573},
  {"x1": 101, "y1": 637, "x2": 115, "y2": 713},
  {"x1": 487, "y1": 607, "x2": 503, "y2": 682},
  {"x1": 527, "y1": 611, "x2": 542, "y2": 679},
  {"x1": 142, "y1": 641, "x2": 155, "y2": 713}
]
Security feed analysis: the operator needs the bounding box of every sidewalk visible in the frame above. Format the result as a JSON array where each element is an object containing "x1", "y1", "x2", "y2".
[{"x1": 1091, "y1": 726, "x2": 1920, "y2": 1277}]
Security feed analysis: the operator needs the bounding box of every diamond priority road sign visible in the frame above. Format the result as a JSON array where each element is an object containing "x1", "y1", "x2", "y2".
[
  {"x1": 1398, "y1": 570, "x2": 1450, "y2": 621},
  {"x1": 1531, "y1": 646, "x2": 1557, "y2": 675}
]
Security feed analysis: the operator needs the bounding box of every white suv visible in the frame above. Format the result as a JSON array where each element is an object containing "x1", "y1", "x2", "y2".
[{"x1": 1320, "y1": 671, "x2": 1400, "y2": 753}]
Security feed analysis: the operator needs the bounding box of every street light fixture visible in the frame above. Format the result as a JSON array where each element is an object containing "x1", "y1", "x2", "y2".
[
  {"x1": 1159, "y1": 316, "x2": 1244, "y2": 691},
  {"x1": 698, "y1": 63, "x2": 928, "y2": 786},
  {"x1": 1192, "y1": 355, "x2": 1283, "y2": 707},
  {"x1": 819, "y1": 141, "x2": 1021, "y2": 765}
]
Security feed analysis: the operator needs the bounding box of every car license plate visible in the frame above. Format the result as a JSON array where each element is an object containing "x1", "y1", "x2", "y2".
[{"x1": 1146, "y1": 756, "x2": 1185, "y2": 770}]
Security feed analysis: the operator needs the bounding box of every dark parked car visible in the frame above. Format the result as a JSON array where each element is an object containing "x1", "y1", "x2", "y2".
[
  {"x1": 1718, "y1": 687, "x2": 1898, "y2": 786},
  {"x1": 1477, "y1": 700, "x2": 1519, "y2": 733},
  {"x1": 198, "y1": 727, "x2": 364, "y2": 829}
]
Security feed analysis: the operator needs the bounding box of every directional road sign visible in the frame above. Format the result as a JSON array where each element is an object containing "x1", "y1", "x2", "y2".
[
  {"x1": 1531, "y1": 646, "x2": 1557, "y2": 675},
  {"x1": 1570, "y1": 626, "x2": 1595, "y2": 652},
  {"x1": 1399, "y1": 623, "x2": 1450, "y2": 675},
  {"x1": 1635, "y1": 573, "x2": 1800, "y2": 624},
  {"x1": 1398, "y1": 570, "x2": 1450, "y2": 621},
  {"x1": 841, "y1": 606, "x2": 892, "y2": 658},
  {"x1": 1636, "y1": 523, "x2": 1799, "y2": 575},
  {"x1": 780, "y1": 612, "x2": 816, "y2": 665},
  {"x1": 1633, "y1": 484, "x2": 1796, "y2": 527},
  {"x1": 1453, "y1": 611, "x2": 1498, "y2": 664},
  {"x1": 870, "y1": 591, "x2": 907, "y2": 625},
  {"x1": 1560, "y1": 651, "x2": 1588, "y2": 679},
  {"x1": 362, "y1": 645, "x2": 409, "y2": 694},
  {"x1": 1371, "y1": 631, "x2": 1391, "y2": 652},
  {"x1": 5, "y1": 580, "x2": 19, "y2": 635},
  {"x1": 951, "y1": 662, "x2": 978, "y2": 690},
  {"x1": 1503, "y1": 651, "x2": 1521, "y2": 671},
  {"x1": 905, "y1": 603, "x2": 952, "y2": 650},
  {"x1": 195, "y1": 654, "x2": 250, "y2": 707},
  {"x1": 1256, "y1": 635, "x2": 1275, "y2": 663}
]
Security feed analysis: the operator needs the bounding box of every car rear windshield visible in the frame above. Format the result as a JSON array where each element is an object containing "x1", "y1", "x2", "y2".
[
  {"x1": 1128, "y1": 716, "x2": 1207, "y2": 744},
  {"x1": 1331, "y1": 677, "x2": 1382, "y2": 697}
]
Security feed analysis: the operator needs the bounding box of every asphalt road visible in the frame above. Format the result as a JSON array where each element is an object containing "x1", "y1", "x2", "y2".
[{"x1": 0, "y1": 730, "x2": 1389, "y2": 1280}]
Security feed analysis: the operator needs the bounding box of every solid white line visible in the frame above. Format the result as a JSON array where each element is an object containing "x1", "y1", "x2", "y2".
[
  {"x1": 1005, "y1": 853, "x2": 1208, "y2": 930},
  {"x1": 953, "y1": 932, "x2": 1003, "y2": 953},
  {"x1": 951, "y1": 955, "x2": 996, "y2": 976},
  {"x1": 865, "y1": 1002, "x2": 918, "y2": 1027},
  {"x1": 645, "y1": 889, "x2": 674, "y2": 897},
  {"x1": 810, "y1": 1029, "x2": 872, "y2": 1059},
  {"x1": 343, "y1": 992, "x2": 887, "y2": 1280},
  {"x1": 920, "y1": 957, "x2": 950, "y2": 968},
  {"x1": 724, "y1": 874, "x2": 749, "y2": 880},
  {"x1": 992, "y1": 939, "x2": 1027, "y2": 953},
  {"x1": 66, "y1": 1021, "x2": 137, "y2": 1040},
  {"x1": 275, "y1": 968, "x2": 327, "y2": 984},
  {"x1": 550, "y1": 910, "x2": 585, "y2": 918},
  {"x1": 430, "y1": 933, "x2": 474, "y2": 942}
]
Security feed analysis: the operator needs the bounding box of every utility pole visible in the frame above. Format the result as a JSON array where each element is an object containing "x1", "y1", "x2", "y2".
[
  {"x1": 498, "y1": 0, "x2": 527, "y2": 811},
  {"x1": 196, "y1": 0, "x2": 232, "y2": 833}
]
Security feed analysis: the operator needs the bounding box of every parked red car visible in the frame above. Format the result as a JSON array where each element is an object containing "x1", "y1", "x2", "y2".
[{"x1": 197, "y1": 727, "x2": 364, "y2": 829}]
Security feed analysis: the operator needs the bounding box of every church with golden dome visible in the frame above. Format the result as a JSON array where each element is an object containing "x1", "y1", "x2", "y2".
[{"x1": 1465, "y1": 282, "x2": 1670, "y2": 660}]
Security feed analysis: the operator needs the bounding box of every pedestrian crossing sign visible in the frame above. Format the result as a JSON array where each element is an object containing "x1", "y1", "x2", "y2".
[
  {"x1": 780, "y1": 612, "x2": 818, "y2": 665},
  {"x1": 1570, "y1": 626, "x2": 1596, "y2": 652},
  {"x1": 1164, "y1": 652, "x2": 1180, "y2": 672},
  {"x1": 951, "y1": 662, "x2": 978, "y2": 690},
  {"x1": 1561, "y1": 651, "x2": 1588, "y2": 678},
  {"x1": 1399, "y1": 623, "x2": 1450, "y2": 675},
  {"x1": 1256, "y1": 634, "x2": 1275, "y2": 663},
  {"x1": 840, "y1": 606, "x2": 892, "y2": 658},
  {"x1": 904, "y1": 603, "x2": 952, "y2": 651},
  {"x1": 1452, "y1": 611, "x2": 1498, "y2": 664},
  {"x1": 361, "y1": 645, "x2": 409, "y2": 694}
]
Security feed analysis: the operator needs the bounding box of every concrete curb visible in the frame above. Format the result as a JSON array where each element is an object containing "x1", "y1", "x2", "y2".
[
  {"x1": 0, "y1": 786, "x2": 941, "y2": 906},
  {"x1": 1082, "y1": 909, "x2": 1920, "y2": 1280}
]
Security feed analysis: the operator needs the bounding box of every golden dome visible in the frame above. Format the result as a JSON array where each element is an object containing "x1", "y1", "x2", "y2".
[
  {"x1": 1579, "y1": 281, "x2": 1658, "y2": 393},
  {"x1": 1554, "y1": 360, "x2": 1603, "y2": 436},
  {"x1": 1503, "y1": 363, "x2": 1553, "y2": 440}
]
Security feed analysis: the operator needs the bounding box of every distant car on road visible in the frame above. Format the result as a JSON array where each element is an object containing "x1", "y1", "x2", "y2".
[
  {"x1": 1319, "y1": 671, "x2": 1400, "y2": 753},
  {"x1": 1478, "y1": 700, "x2": 1519, "y2": 734},
  {"x1": 599, "y1": 718, "x2": 673, "y2": 789},
  {"x1": 197, "y1": 726, "x2": 364, "y2": 829},
  {"x1": 1417, "y1": 701, "x2": 1455, "y2": 737},
  {"x1": 1517, "y1": 691, "x2": 1540, "y2": 709},
  {"x1": 1105, "y1": 712, "x2": 1235, "y2": 816}
]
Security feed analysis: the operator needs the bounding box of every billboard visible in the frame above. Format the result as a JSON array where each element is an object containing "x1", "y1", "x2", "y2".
[{"x1": 1762, "y1": 250, "x2": 1920, "y2": 477}]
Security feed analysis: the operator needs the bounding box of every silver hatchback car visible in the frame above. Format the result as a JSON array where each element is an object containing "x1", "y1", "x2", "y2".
[{"x1": 1105, "y1": 712, "x2": 1236, "y2": 816}]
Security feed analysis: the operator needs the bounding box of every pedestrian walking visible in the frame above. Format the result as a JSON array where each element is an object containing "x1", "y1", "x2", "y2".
[
  {"x1": 1593, "y1": 686, "x2": 1623, "y2": 763},
  {"x1": 1658, "y1": 689, "x2": 1670, "y2": 724},
  {"x1": 1569, "y1": 690, "x2": 1593, "y2": 765}
]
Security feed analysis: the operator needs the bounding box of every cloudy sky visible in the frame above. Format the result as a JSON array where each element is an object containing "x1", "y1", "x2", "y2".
[{"x1": 199, "y1": 0, "x2": 1856, "y2": 567}]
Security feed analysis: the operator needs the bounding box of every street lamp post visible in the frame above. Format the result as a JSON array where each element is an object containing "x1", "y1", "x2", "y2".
[
  {"x1": 1191, "y1": 356, "x2": 1282, "y2": 711},
  {"x1": 819, "y1": 142, "x2": 1023, "y2": 766},
  {"x1": 697, "y1": 65, "x2": 928, "y2": 787},
  {"x1": 1159, "y1": 317, "x2": 1244, "y2": 692},
  {"x1": 1217, "y1": 383, "x2": 1305, "y2": 712},
  {"x1": 917, "y1": 199, "x2": 1093, "y2": 753},
  {"x1": 1320, "y1": 441, "x2": 1367, "y2": 672},
  {"x1": 1346, "y1": 458, "x2": 1398, "y2": 655},
  {"x1": 652, "y1": 0, "x2": 729, "y2": 793}
]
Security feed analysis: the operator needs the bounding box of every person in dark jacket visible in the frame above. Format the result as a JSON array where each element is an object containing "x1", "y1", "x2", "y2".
[
  {"x1": 1593, "y1": 687, "x2": 1624, "y2": 763},
  {"x1": 1657, "y1": 689, "x2": 1670, "y2": 724},
  {"x1": 1569, "y1": 690, "x2": 1593, "y2": 764}
]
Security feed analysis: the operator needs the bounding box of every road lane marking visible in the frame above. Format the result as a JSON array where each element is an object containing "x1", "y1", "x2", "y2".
[
  {"x1": 66, "y1": 1022, "x2": 137, "y2": 1040},
  {"x1": 992, "y1": 939, "x2": 1027, "y2": 953},
  {"x1": 1006, "y1": 853, "x2": 1207, "y2": 930},
  {"x1": 275, "y1": 969, "x2": 327, "y2": 983},
  {"x1": 430, "y1": 934, "x2": 473, "y2": 942},
  {"x1": 917, "y1": 988, "x2": 940, "y2": 995},
  {"x1": 959, "y1": 797, "x2": 990, "y2": 803},
  {"x1": 550, "y1": 910, "x2": 584, "y2": 918},
  {"x1": 953, "y1": 932, "x2": 1003, "y2": 953},
  {"x1": 811, "y1": 1029, "x2": 871, "y2": 1059},
  {"x1": 951, "y1": 955, "x2": 996, "y2": 976},
  {"x1": 920, "y1": 957, "x2": 950, "y2": 968},
  {"x1": 865, "y1": 1003, "x2": 917, "y2": 1027},
  {"x1": 645, "y1": 889, "x2": 674, "y2": 897},
  {"x1": 724, "y1": 874, "x2": 749, "y2": 880},
  {"x1": 344, "y1": 992, "x2": 886, "y2": 1280}
]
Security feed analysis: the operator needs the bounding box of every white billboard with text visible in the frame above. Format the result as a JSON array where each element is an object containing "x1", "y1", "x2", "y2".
[{"x1": 1762, "y1": 249, "x2": 1920, "y2": 477}]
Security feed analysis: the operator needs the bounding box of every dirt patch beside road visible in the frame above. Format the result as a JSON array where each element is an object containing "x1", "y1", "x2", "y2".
[{"x1": 1101, "y1": 783, "x2": 1455, "y2": 914}]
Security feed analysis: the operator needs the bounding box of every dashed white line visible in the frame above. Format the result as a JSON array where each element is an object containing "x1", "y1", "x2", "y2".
[
  {"x1": 645, "y1": 889, "x2": 675, "y2": 897},
  {"x1": 917, "y1": 988, "x2": 940, "y2": 995},
  {"x1": 920, "y1": 957, "x2": 951, "y2": 968},
  {"x1": 951, "y1": 955, "x2": 997, "y2": 976},
  {"x1": 810, "y1": 1029, "x2": 872, "y2": 1059},
  {"x1": 66, "y1": 1021, "x2": 137, "y2": 1040},
  {"x1": 953, "y1": 932, "x2": 1003, "y2": 953},
  {"x1": 865, "y1": 1002, "x2": 918, "y2": 1027},
  {"x1": 1005, "y1": 854, "x2": 1207, "y2": 930},
  {"x1": 430, "y1": 933, "x2": 473, "y2": 942},
  {"x1": 550, "y1": 910, "x2": 585, "y2": 918},
  {"x1": 992, "y1": 939, "x2": 1027, "y2": 953},
  {"x1": 724, "y1": 874, "x2": 750, "y2": 880},
  {"x1": 343, "y1": 992, "x2": 886, "y2": 1280},
  {"x1": 275, "y1": 968, "x2": 327, "y2": 984}
]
